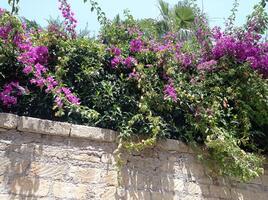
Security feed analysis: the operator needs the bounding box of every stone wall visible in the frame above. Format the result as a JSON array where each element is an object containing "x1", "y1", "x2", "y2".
[{"x1": 0, "y1": 113, "x2": 267, "y2": 200}]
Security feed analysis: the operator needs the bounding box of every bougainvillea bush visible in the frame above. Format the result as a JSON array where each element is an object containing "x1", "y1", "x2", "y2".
[{"x1": 1, "y1": 0, "x2": 268, "y2": 181}]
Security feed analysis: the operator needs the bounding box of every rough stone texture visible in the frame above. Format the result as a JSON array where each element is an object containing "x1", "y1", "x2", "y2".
[
  {"x1": 71, "y1": 124, "x2": 116, "y2": 142},
  {"x1": 0, "y1": 113, "x2": 267, "y2": 200},
  {"x1": 0, "y1": 113, "x2": 18, "y2": 129},
  {"x1": 18, "y1": 116, "x2": 71, "y2": 137}
]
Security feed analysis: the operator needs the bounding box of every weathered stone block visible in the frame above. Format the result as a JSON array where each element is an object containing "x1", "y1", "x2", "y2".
[
  {"x1": 210, "y1": 185, "x2": 231, "y2": 199},
  {"x1": 101, "y1": 153, "x2": 115, "y2": 164},
  {"x1": 158, "y1": 139, "x2": 189, "y2": 153},
  {"x1": 9, "y1": 177, "x2": 50, "y2": 197},
  {"x1": 0, "y1": 113, "x2": 18, "y2": 129},
  {"x1": 174, "y1": 178, "x2": 184, "y2": 192},
  {"x1": 69, "y1": 166, "x2": 102, "y2": 183},
  {"x1": 69, "y1": 153, "x2": 100, "y2": 163},
  {"x1": 261, "y1": 175, "x2": 268, "y2": 187},
  {"x1": 52, "y1": 181, "x2": 87, "y2": 199},
  {"x1": 29, "y1": 162, "x2": 68, "y2": 180},
  {"x1": 126, "y1": 189, "x2": 151, "y2": 200},
  {"x1": 0, "y1": 158, "x2": 11, "y2": 176},
  {"x1": 151, "y1": 191, "x2": 175, "y2": 200},
  {"x1": 103, "y1": 170, "x2": 118, "y2": 186},
  {"x1": 70, "y1": 124, "x2": 117, "y2": 142},
  {"x1": 101, "y1": 187, "x2": 117, "y2": 200},
  {"x1": 186, "y1": 182, "x2": 202, "y2": 195},
  {"x1": 18, "y1": 116, "x2": 71, "y2": 137}
]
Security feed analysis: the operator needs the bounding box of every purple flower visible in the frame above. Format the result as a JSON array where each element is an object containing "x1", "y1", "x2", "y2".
[
  {"x1": 110, "y1": 47, "x2": 121, "y2": 56},
  {"x1": 128, "y1": 70, "x2": 140, "y2": 80},
  {"x1": 34, "y1": 63, "x2": 47, "y2": 76},
  {"x1": 211, "y1": 26, "x2": 222, "y2": 39},
  {"x1": 197, "y1": 60, "x2": 217, "y2": 71},
  {"x1": 130, "y1": 38, "x2": 143, "y2": 53},
  {"x1": 45, "y1": 76, "x2": 58, "y2": 93},
  {"x1": 124, "y1": 56, "x2": 137, "y2": 68},
  {"x1": 32, "y1": 46, "x2": 49, "y2": 64},
  {"x1": 0, "y1": 24, "x2": 12, "y2": 40},
  {"x1": 18, "y1": 46, "x2": 48, "y2": 66},
  {"x1": 33, "y1": 78, "x2": 46, "y2": 87},
  {"x1": 127, "y1": 27, "x2": 143, "y2": 36},
  {"x1": 210, "y1": 28, "x2": 268, "y2": 77},
  {"x1": 164, "y1": 82, "x2": 177, "y2": 102},
  {"x1": 111, "y1": 56, "x2": 122, "y2": 68},
  {"x1": 61, "y1": 87, "x2": 80, "y2": 105},
  {"x1": 0, "y1": 8, "x2": 5, "y2": 16},
  {"x1": 55, "y1": 96, "x2": 63, "y2": 108},
  {"x1": 23, "y1": 65, "x2": 33, "y2": 74},
  {"x1": 177, "y1": 53, "x2": 192, "y2": 68},
  {"x1": 58, "y1": 0, "x2": 77, "y2": 39},
  {"x1": 0, "y1": 82, "x2": 26, "y2": 106}
]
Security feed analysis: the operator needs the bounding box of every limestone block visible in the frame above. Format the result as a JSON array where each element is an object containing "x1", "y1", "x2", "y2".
[
  {"x1": 126, "y1": 189, "x2": 151, "y2": 200},
  {"x1": 174, "y1": 178, "x2": 185, "y2": 192},
  {"x1": 158, "y1": 139, "x2": 189, "y2": 153},
  {"x1": 151, "y1": 191, "x2": 175, "y2": 200},
  {"x1": 52, "y1": 181, "x2": 87, "y2": 199},
  {"x1": 29, "y1": 162, "x2": 68, "y2": 180},
  {"x1": 70, "y1": 124, "x2": 117, "y2": 142},
  {"x1": 209, "y1": 185, "x2": 231, "y2": 199},
  {"x1": 186, "y1": 182, "x2": 202, "y2": 195},
  {"x1": 9, "y1": 177, "x2": 50, "y2": 197},
  {"x1": 18, "y1": 116, "x2": 71, "y2": 137},
  {"x1": 101, "y1": 187, "x2": 117, "y2": 200},
  {"x1": 69, "y1": 166, "x2": 103, "y2": 183},
  {"x1": 69, "y1": 153, "x2": 100, "y2": 163},
  {"x1": 103, "y1": 170, "x2": 118, "y2": 186},
  {"x1": 0, "y1": 113, "x2": 18, "y2": 129}
]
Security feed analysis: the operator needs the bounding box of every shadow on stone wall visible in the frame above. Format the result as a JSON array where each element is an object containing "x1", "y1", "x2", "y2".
[
  {"x1": 2, "y1": 130, "x2": 43, "y2": 200},
  {"x1": 115, "y1": 147, "x2": 211, "y2": 200},
  {"x1": 115, "y1": 146, "x2": 268, "y2": 200},
  {"x1": 0, "y1": 128, "x2": 267, "y2": 200}
]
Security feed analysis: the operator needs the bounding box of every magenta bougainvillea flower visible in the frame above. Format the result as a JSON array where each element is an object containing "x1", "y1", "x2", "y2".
[
  {"x1": 164, "y1": 81, "x2": 177, "y2": 102},
  {"x1": 124, "y1": 56, "x2": 137, "y2": 68},
  {"x1": 109, "y1": 46, "x2": 122, "y2": 56},
  {"x1": 58, "y1": 0, "x2": 77, "y2": 39},
  {"x1": 0, "y1": 7, "x2": 80, "y2": 108},
  {"x1": 197, "y1": 60, "x2": 217, "y2": 71},
  {"x1": 130, "y1": 38, "x2": 143, "y2": 53},
  {"x1": 0, "y1": 82, "x2": 26, "y2": 106}
]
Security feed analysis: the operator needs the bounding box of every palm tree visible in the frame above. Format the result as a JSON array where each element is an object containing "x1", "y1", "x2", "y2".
[
  {"x1": 158, "y1": 0, "x2": 170, "y2": 33},
  {"x1": 173, "y1": 4, "x2": 195, "y2": 29},
  {"x1": 157, "y1": 0, "x2": 195, "y2": 39}
]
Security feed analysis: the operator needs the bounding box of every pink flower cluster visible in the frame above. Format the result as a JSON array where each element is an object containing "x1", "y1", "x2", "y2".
[
  {"x1": 0, "y1": 9, "x2": 80, "y2": 108},
  {"x1": 111, "y1": 56, "x2": 123, "y2": 68},
  {"x1": 109, "y1": 46, "x2": 121, "y2": 56},
  {"x1": 110, "y1": 56, "x2": 138, "y2": 69},
  {"x1": 0, "y1": 8, "x2": 4, "y2": 15},
  {"x1": 130, "y1": 38, "x2": 143, "y2": 53},
  {"x1": 0, "y1": 23, "x2": 12, "y2": 41},
  {"x1": 124, "y1": 56, "x2": 137, "y2": 68},
  {"x1": 164, "y1": 81, "x2": 177, "y2": 102},
  {"x1": 176, "y1": 53, "x2": 192, "y2": 68},
  {"x1": 0, "y1": 82, "x2": 26, "y2": 106},
  {"x1": 212, "y1": 29, "x2": 268, "y2": 77},
  {"x1": 108, "y1": 46, "x2": 138, "y2": 69},
  {"x1": 58, "y1": 0, "x2": 77, "y2": 39},
  {"x1": 197, "y1": 60, "x2": 217, "y2": 72},
  {"x1": 16, "y1": 34, "x2": 80, "y2": 107}
]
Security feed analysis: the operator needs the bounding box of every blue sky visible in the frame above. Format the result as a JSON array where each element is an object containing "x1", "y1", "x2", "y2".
[{"x1": 0, "y1": 0, "x2": 262, "y2": 35}]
